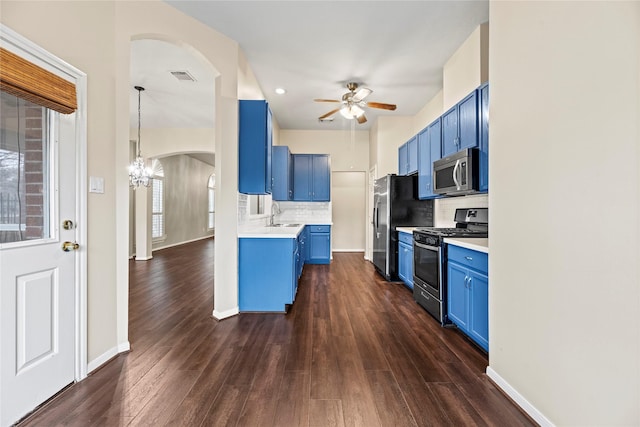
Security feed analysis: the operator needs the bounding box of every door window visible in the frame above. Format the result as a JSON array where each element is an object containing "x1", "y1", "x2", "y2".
[{"x1": 0, "y1": 91, "x2": 52, "y2": 244}]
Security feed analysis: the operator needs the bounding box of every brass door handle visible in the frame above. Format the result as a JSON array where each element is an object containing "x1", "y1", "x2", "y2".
[{"x1": 62, "y1": 241, "x2": 80, "y2": 252}]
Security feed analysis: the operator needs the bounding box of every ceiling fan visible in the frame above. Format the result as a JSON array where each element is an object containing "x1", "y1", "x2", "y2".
[{"x1": 314, "y1": 82, "x2": 397, "y2": 124}]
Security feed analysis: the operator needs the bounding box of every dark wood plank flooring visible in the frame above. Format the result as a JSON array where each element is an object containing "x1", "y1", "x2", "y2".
[{"x1": 19, "y1": 238, "x2": 535, "y2": 426}]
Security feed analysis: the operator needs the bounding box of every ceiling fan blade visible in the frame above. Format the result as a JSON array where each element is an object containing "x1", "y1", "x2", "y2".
[
  {"x1": 366, "y1": 101, "x2": 397, "y2": 111},
  {"x1": 357, "y1": 113, "x2": 367, "y2": 124},
  {"x1": 352, "y1": 87, "x2": 372, "y2": 102},
  {"x1": 319, "y1": 108, "x2": 340, "y2": 120},
  {"x1": 314, "y1": 98, "x2": 341, "y2": 103}
]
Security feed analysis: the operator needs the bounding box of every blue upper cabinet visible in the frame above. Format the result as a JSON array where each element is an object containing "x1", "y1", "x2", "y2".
[
  {"x1": 479, "y1": 82, "x2": 489, "y2": 192},
  {"x1": 293, "y1": 154, "x2": 330, "y2": 201},
  {"x1": 417, "y1": 118, "x2": 442, "y2": 199},
  {"x1": 312, "y1": 155, "x2": 331, "y2": 201},
  {"x1": 398, "y1": 136, "x2": 418, "y2": 176},
  {"x1": 272, "y1": 145, "x2": 293, "y2": 201},
  {"x1": 293, "y1": 154, "x2": 312, "y2": 201},
  {"x1": 238, "y1": 100, "x2": 272, "y2": 194},
  {"x1": 407, "y1": 136, "x2": 418, "y2": 174},
  {"x1": 442, "y1": 90, "x2": 479, "y2": 157},
  {"x1": 398, "y1": 143, "x2": 408, "y2": 175}
]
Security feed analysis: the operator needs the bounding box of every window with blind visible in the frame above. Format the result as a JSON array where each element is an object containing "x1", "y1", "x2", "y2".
[{"x1": 152, "y1": 160, "x2": 164, "y2": 239}]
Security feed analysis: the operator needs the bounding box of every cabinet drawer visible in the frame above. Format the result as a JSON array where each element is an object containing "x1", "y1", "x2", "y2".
[
  {"x1": 447, "y1": 245, "x2": 488, "y2": 274},
  {"x1": 398, "y1": 231, "x2": 413, "y2": 245},
  {"x1": 307, "y1": 225, "x2": 330, "y2": 233}
]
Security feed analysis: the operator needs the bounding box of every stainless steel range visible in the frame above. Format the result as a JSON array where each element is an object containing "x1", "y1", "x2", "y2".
[{"x1": 413, "y1": 208, "x2": 488, "y2": 324}]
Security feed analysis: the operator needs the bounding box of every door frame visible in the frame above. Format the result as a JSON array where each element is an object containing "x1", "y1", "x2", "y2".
[{"x1": 1, "y1": 25, "x2": 88, "y2": 383}]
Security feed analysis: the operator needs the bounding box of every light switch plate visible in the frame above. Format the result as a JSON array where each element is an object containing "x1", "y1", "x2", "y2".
[{"x1": 89, "y1": 176, "x2": 104, "y2": 194}]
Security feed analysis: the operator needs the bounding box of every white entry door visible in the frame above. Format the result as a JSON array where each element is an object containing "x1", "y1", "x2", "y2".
[{"x1": 0, "y1": 93, "x2": 78, "y2": 426}]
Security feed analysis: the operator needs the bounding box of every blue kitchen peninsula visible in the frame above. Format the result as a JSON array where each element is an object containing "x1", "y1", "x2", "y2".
[{"x1": 238, "y1": 223, "x2": 331, "y2": 312}]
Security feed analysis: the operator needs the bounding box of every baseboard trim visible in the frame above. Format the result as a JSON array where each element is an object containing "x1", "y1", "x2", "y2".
[
  {"x1": 153, "y1": 235, "x2": 214, "y2": 252},
  {"x1": 486, "y1": 366, "x2": 554, "y2": 427},
  {"x1": 134, "y1": 255, "x2": 153, "y2": 261},
  {"x1": 212, "y1": 306, "x2": 239, "y2": 320},
  {"x1": 332, "y1": 249, "x2": 365, "y2": 253}
]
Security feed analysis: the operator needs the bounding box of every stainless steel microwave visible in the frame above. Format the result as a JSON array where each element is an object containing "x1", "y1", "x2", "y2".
[{"x1": 433, "y1": 148, "x2": 479, "y2": 196}]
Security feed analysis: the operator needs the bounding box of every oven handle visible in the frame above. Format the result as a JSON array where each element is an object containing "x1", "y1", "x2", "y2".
[{"x1": 414, "y1": 241, "x2": 439, "y2": 252}]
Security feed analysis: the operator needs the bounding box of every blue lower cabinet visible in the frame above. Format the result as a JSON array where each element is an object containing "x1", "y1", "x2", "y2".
[
  {"x1": 307, "y1": 225, "x2": 331, "y2": 264},
  {"x1": 447, "y1": 244, "x2": 489, "y2": 352},
  {"x1": 239, "y1": 237, "x2": 297, "y2": 312},
  {"x1": 397, "y1": 231, "x2": 414, "y2": 289}
]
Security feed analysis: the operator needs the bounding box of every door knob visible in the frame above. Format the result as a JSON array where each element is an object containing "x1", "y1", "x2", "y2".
[{"x1": 62, "y1": 241, "x2": 80, "y2": 252}]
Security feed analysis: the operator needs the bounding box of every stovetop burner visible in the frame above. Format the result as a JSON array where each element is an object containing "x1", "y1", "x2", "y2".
[{"x1": 414, "y1": 227, "x2": 488, "y2": 238}]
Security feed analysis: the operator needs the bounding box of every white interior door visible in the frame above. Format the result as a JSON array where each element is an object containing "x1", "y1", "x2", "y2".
[{"x1": 0, "y1": 95, "x2": 77, "y2": 426}]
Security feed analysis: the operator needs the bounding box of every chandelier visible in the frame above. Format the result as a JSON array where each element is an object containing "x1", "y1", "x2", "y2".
[{"x1": 129, "y1": 85, "x2": 152, "y2": 188}]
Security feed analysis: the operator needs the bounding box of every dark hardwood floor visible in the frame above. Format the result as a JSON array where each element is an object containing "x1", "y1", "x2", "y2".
[{"x1": 19, "y1": 238, "x2": 535, "y2": 426}]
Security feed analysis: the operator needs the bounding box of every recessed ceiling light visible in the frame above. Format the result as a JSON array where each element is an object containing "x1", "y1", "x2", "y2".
[{"x1": 275, "y1": 87, "x2": 286, "y2": 95}]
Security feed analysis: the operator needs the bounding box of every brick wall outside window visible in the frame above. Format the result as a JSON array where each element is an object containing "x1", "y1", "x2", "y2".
[{"x1": 23, "y1": 106, "x2": 45, "y2": 240}]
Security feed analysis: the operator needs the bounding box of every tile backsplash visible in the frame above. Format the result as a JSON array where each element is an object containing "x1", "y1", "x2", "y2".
[
  {"x1": 238, "y1": 194, "x2": 332, "y2": 228},
  {"x1": 274, "y1": 201, "x2": 332, "y2": 224},
  {"x1": 433, "y1": 193, "x2": 488, "y2": 227}
]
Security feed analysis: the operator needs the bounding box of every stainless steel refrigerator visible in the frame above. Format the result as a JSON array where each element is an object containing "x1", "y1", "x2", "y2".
[{"x1": 372, "y1": 174, "x2": 433, "y2": 281}]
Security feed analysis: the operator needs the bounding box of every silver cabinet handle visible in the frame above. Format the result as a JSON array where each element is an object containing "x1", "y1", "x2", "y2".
[{"x1": 465, "y1": 256, "x2": 473, "y2": 261}]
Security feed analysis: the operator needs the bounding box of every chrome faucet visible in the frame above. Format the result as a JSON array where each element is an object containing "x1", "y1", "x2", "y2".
[{"x1": 269, "y1": 201, "x2": 280, "y2": 226}]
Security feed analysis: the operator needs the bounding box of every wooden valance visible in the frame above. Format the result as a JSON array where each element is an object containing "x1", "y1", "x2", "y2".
[{"x1": 0, "y1": 47, "x2": 77, "y2": 114}]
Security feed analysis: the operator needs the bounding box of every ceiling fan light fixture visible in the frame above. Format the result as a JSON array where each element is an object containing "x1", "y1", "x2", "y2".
[{"x1": 340, "y1": 104, "x2": 364, "y2": 119}]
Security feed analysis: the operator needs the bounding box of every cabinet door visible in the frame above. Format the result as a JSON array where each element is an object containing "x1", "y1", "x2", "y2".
[
  {"x1": 398, "y1": 241, "x2": 410, "y2": 286},
  {"x1": 417, "y1": 127, "x2": 431, "y2": 199},
  {"x1": 441, "y1": 106, "x2": 459, "y2": 157},
  {"x1": 407, "y1": 136, "x2": 418, "y2": 174},
  {"x1": 308, "y1": 232, "x2": 331, "y2": 264},
  {"x1": 447, "y1": 262, "x2": 469, "y2": 329},
  {"x1": 418, "y1": 119, "x2": 442, "y2": 200},
  {"x1": 272, "y1": 146, "x2": 291, "y2": 201},
  {"x1": 468, "y1": 269, "x2": 489, "y2": 351},
  {"x1": 312, "y1": 154, "x2": 330, "y2": 201},
  {"x1": 458, "y1": 90, "x2": 479, "y2": 151},
  {"x1": 398, "y1": 143, "x2": 408, "y2": 175},
  {"x1": 293, "y1": 154, "x2": 312, "y2": 201},
  {"x1": 479, "y1": 83, "x2": 489, "y2": 192},
  {"x1": 238, "y1": 100, "x2": 272, "y2": 194}
]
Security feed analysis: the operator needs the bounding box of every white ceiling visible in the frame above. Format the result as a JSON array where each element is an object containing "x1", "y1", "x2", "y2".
[{"x1": 134, "y1": 1, "x2": 489, "y2": 132}]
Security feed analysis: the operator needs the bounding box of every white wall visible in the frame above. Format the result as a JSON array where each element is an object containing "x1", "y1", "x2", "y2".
[
  {"x1": 1, "y1": 0, "x2": 249, "y2": 363},
  {"x1": 152, "y1": 154, "x2": 214, "y2": 250},
  {"x1": 443, "y1": 23, "x2": 489, "y2": 111},
  {"x1": 279, "y1": 129, "x2": 369, "y2": 172},
  {"x1": 488, "y1": 2, "x2": 640, "y2": 425}
]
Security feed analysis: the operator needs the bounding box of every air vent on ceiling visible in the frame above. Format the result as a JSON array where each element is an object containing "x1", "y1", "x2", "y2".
[{"x1": 170, "y1": 70, "x2": 196, "y2": 82}]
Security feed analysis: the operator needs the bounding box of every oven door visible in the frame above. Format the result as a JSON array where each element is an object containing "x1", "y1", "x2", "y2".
[{"x1": 413, "y1": 240, "x2": 441, "y2": 299}]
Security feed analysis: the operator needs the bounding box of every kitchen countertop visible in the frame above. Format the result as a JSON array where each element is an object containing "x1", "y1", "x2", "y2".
[
  {"x1": 443, "y1": 237, "x2": 489, "y2": 254},
  {"x1": 238, "y1": 222, "x2": 331, "y2": 238},
  {"x1": 396, "y1": 226, "x2": 418, "y2": 234}
]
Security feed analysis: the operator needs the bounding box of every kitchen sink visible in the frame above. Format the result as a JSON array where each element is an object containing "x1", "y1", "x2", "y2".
[{"x1": 268, "y1": 223, "x2": 301, "y2": 228}]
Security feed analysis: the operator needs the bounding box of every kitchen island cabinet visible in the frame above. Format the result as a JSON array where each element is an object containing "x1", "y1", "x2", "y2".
[
  {"x1": 446, "y1": 242, "x2": 489, "y2": 352},
  {"x1": 239, "y1": 236, "x2": 299, "y2": 312}
]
